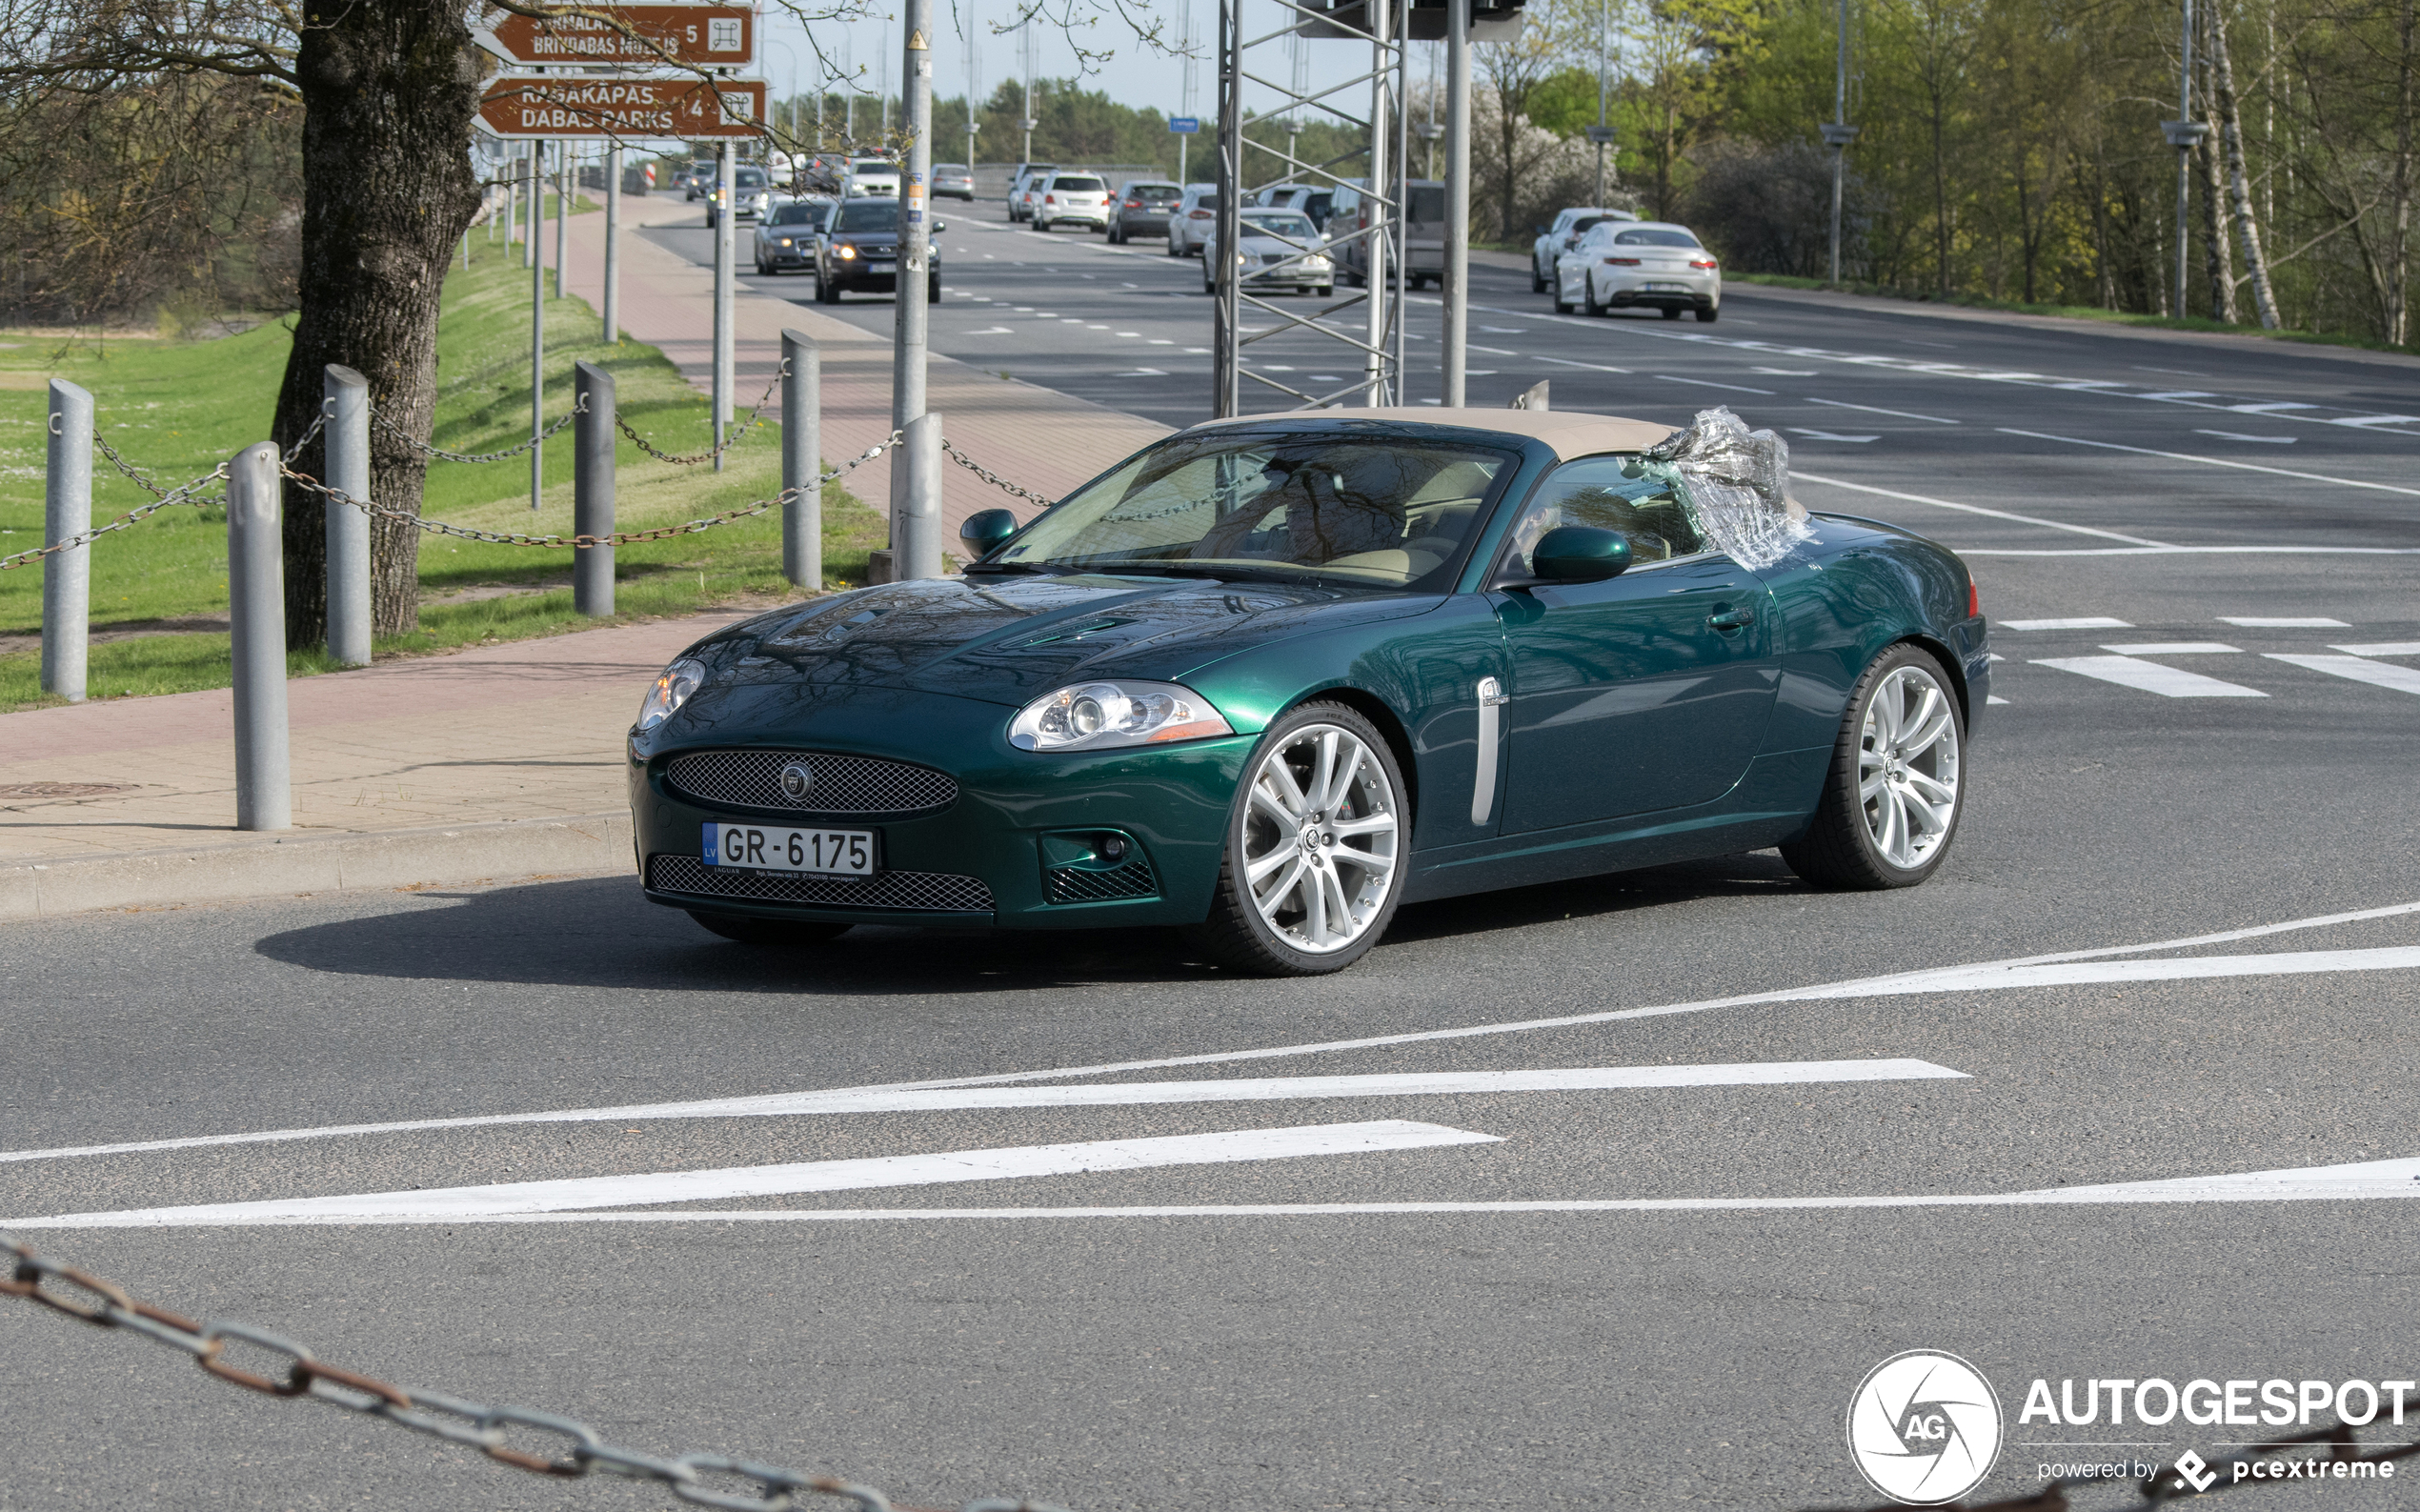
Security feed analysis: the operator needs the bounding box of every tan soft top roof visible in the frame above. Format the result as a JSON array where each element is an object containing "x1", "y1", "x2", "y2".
[{"x1": 1185, "y1": 406, "x2": 1675, "y2": 459}]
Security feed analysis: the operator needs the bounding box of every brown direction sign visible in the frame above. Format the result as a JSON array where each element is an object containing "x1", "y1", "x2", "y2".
[
  {"x1": 476, "y1": 6, "x2": 755, "y2": 68},
  {"x1": 478, "y1": 75, "x2": 767, "y2": 139}
]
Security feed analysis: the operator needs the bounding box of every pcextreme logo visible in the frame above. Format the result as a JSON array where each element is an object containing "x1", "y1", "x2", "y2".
[{"x1": 1847, "y1": 1351, "x2": 2007, "y2": 1505}]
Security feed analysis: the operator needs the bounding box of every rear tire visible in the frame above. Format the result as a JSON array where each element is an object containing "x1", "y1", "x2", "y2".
[
  {"x1": 1553, "y1": 292, "x2": 1573, "y2": 314},
  {"x1": 1697, "y1": 303, "x2": 1720, "y2": 323},
  {"x1": 1182, "y1": 702, "x2": 1408, "y2": 977},
  {"x1": 1781, "y1": 644, "x2": 1967, "y2": 891},
  {"x1": 1314, "y1": 284, "x2": 1333, "y2": 298},
  {"x1": 1531, "y1": 263, "x2": 1548, "y2": 293},
  {"x1": 688, "y1": 911, "x2": 853, "y2": 945}
]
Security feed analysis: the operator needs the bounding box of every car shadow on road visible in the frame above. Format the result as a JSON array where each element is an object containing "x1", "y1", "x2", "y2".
[{"x1": 252, "y1": 852, "x2": 1805, "y2": 993}]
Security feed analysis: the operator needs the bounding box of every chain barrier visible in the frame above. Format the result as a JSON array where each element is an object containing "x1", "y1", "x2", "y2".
[
  {"x1": 276, "y1": 431, "x2": 904, "y2": 550},
  {"x1": 373, "y1": 398, "x2": 583, "y2": 465},
  {"x1": 615, "y1": 366, "x2": 787, "y2": 467},
  {"x1": 1, "y1": 1230, "x2": 1067, "y2": 1512},
  {"x1": 0, "y1": 455, "x2": 231, "y2": 575},
  {"x1": 940, "y1": 441, "x2": 1059, "y2": 510}
]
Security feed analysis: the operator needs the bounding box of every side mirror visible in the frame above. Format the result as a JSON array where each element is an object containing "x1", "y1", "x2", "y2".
[
  {"x1": 934, "y1": 219, "x2": 948, "y2": 233},
  {"x1": 1535, "y1": 223, "x2": 1549, "y2": 234},
  {"x1": 958, "y1": 508, "x2": 1020, "y2": 558},
  {"x1": 1530, "y1": 526, "x2": 1631, "y2": 583}
]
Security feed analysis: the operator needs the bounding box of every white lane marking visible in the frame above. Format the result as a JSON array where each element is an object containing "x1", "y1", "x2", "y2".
[
  {"x1": 18, "y1": 943, "x2": 2420, "y2": 1165},
  {"x1": 2104, "y1": 642, "x2": 2240, "y2": 655},
  {"x1": 85, "y1": 1153, "x2": 2420, "y2": 1226},
  {"x1": 1468, "y1": 344, "x2": 1523, "y2": 355},
  {"x1": 8, "y1": 1122, "x2": 1500, "y2": 1229},
  {"x1": 2333, "y1": 642, "x2": 2420, "y2": 657},
  {"x1": 1535, "y1": 354, "x2": 1636, "y2": 374},
  {"x1": 2000, "y1": 429, "x2": 2420, "y2": 497},
  {"x1": 1795, "y1": 474, "x2": 2171, "y2": 547},
  {"x1": 1986, "y1": 696, "x2": 2010, "y2": 704},
  {"x1": 2221, "y1": 616, "x2": 2349, "y2": 627},
  {"x1": 2264, "y1": 654, "x2": 2420, "y2": 696},
  {"x1": 1111, "y1": 368, "x2": 1169, "y2": 378},
  {"x1": 1805, "y1": 396, "x2": 1959, "y2": 424},
  {"x1": 963, "y1": 326, "x2": 1014, "y2": 335},
  {"x1": 2004, "y1": 617, "x2": 2135, "y2": 630},
  {"x1": 1958, "y1": 545, "x2": 2420, "y2": 556},
  {"x1": 2030, "y1": 655, "x2": 2269, "y2": 697},
  {"x1": 1467, "y1": 297, "x2": 2420, "y2": 433},
  {"x1": 2194, "y1": 430, "x2": 2296, "y2": 443},
  {"x1": 1654, "y1": 373, "x2": 1774, "y2": 395},
  {"x1": 1752, "y1": 367, "x2": 1820, "y2": 375},
  {"x1": 1788, "y1": 429, "x2": 1877, "y2": 443}
]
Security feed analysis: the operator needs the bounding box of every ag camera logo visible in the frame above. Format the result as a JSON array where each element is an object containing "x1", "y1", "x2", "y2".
[{"x1": 1847, "y1": 1351, "x2": 2006, "y2": 1504}]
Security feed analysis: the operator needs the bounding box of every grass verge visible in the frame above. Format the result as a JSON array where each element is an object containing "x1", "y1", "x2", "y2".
[
  {"x1": 1728, "y1": 272, "x2": 2416, "y2": 356},
  {"x1": 0, "y1": 228, "x2": 885, "y2": 713}
]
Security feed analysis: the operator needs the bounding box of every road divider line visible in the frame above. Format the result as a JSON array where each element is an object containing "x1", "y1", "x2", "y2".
[
  {"x1": 2029, "y1": 655, "x2": 2270, "y2": 697},
  {"x1": 50, "y1": 1153, "x2": 2418, "y2": 1226},
  {"x1": 2264, "y1": 654, "x2": 2420, "y2": 696},
  {"x1": 1804, "y1": 396, "x2": 1960, "y2": 424},
  {"x1": 1793, "y1": 473, "x2": 2173, "y2": 547},
  {"x1": 1998, "y1": 428, "x2": 2420, "y2": 496},
  {"x1": 5, "y1": 1121, "x2": 1501, "y2": 1228}
]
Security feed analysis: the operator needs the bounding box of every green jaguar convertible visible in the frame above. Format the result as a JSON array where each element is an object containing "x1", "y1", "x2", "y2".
[{"x1": 627, "y1": 407, "x2": 1987, "y2": 975}]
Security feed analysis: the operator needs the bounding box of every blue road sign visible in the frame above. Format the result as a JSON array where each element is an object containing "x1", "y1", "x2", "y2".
[{"x1": 1168, "y1": 116, "x2": 1200, "y2": 134}]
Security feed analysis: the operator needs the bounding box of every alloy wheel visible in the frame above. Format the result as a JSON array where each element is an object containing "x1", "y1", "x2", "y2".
[
  {"x1": 1240, "y1": 723, "x2": 1400, "y2": 955},
  {"x1": 1858, "y1": 665, "x2": 1962, "y2": 870}
]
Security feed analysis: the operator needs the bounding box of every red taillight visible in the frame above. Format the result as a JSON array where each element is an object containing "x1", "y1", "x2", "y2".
[
  {"x1": 1191, "y1": 209, "x2": 1212, "y2": 218},
  {"x1": 1967, "y1": 578, "x2": 1981, "y2": 619},
  {"x1": 1125, "y1": 197, "x2": 1141, "y2": 208},
  {"x1": 1689, "y1": 257, "x2": 1718, "y2": 269},
  {"x1": 1603, "y1": 256, "x2": 1641, "y2": 266},
  {"x1": 1044, "y1": 194, "x2": 1056, "y2": 203}
]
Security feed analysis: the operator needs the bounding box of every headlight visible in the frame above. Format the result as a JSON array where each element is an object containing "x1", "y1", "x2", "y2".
[
  {"x1": 837, "y1": 244, "x2": 858, "y2": 259},
  {"x1": 635, "y1": 657, "x2": 706, "y2": 732},
  {"x1": 777, "y1": 237, "x2": 794, "y2": 246},
  {"x1": 1009, "y1": 680, "x2": 1235, "y2": 753}
]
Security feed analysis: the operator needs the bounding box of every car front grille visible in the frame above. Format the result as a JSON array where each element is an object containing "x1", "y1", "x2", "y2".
[
  {"x1": 1043, "y1": 857, "x2": 1160, "y2": 904},
  {"x1": 665, "y1": 749, "x2": 958, "y2": 816},
  {"x1": 647, "y1": 854, "x2": 995, "y2": 914}
]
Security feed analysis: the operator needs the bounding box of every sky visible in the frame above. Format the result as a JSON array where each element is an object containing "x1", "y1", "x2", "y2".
[{"x1": 756, "y1": 0, "x2": 1430, "y2": 142}]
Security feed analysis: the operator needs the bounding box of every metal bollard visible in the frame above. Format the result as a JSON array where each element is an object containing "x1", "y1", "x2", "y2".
[
  {"x1": 227, "y1": 443, "x2": 291, "y2": 832},
  {"x1": 780, "y1": 329, "x2": 820, "y2": 591},
  {"x1": 322, "y1": 365, "x2": 372, "y2": 667},
  {"x1": 898, "y1": 413, "x2": 944, "y2": 581},
  {"x1": 574, "y1": 360, "x2": 615, "y2": 616},
  {"x1": 41, "y1": 379, "x2": 92, "y2": 703}
]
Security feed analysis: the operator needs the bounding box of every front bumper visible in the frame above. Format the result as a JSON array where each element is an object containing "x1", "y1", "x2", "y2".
[
  {"x1": 631, "y1": 685, "x2": 1248, "y2": 930},
  {"x1": 760, "y1": 246, "x2": 813, "y2": 268}
]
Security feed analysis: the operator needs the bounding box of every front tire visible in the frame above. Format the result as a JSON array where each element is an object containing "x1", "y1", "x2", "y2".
[
  {"x1": 1782, "y1": 645, "x2": 1966, "y2": 890},
  {"x1": 1531, "y1": 261, "x2": 1548, "y2": 293},
  {"x1": 687, "y1": 911, "x2": 853, "y2": 945},
  {"x1": 1184, "y1": 703, "x2": 1408, "y2": 976}
]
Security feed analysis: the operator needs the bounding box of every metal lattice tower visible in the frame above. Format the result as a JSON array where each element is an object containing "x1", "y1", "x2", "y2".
[{"x1": 1213, "y1": 0, "x2": 1406, "y2": 416}]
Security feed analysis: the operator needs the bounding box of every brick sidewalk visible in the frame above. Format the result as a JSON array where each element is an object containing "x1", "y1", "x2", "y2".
[{"x1": 2, "y1": 195, "x2": 1178, "y2": 920}]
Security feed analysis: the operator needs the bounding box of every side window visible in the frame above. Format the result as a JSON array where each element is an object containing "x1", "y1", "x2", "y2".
[{"x1": 1501, "y1": 456, "x2": 1706, "y2": 575}]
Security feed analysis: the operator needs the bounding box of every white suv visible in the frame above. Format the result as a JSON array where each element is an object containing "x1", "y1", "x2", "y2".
[{"x1": 1033, "y1": 171, "x2": 1112, "y2": 232}]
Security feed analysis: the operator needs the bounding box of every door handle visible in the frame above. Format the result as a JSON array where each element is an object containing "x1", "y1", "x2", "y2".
[{"x1": 1707, "y1": 607, "x2": 1756, "y2": 631}]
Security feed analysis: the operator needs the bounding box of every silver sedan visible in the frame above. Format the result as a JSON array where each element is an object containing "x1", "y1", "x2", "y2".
[{"x1": 1200, "y1": 210, "x2": 1335, "y2": 296}]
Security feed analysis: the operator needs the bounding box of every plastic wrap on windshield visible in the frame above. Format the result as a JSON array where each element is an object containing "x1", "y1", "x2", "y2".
[{"x1": 1642, "y1": 406, "x2": 1815, "y2": 571}]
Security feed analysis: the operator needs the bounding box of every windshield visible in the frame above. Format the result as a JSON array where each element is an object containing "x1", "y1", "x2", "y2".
[
  {"x1": 1407, "y1": 186, "x2": 1446, "y2": 223},
  {"x1": 1614, "y1": 228, "x2": 1703, "y2": 248},
  {"x1": 992, "y1": 433, "x2": 1513, "y2": 588},
  {"x1": 834, "y1": 200, "x2": 897, "y2": 232},
  {"x1": 1243, "y1": 213, "x2": 1318, "y2": 240},
  {"x1": 735, "y1": 169, "x2": 766, "y2": 188},
  {"x1": 767, "y1": 202, "x2": 820, "y2": 226},
  {"x1": 1052, "y1": 176, "x2": 1106, "y2": 192}
]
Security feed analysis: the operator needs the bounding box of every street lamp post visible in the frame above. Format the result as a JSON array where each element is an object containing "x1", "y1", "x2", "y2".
[
  {"x1": 1819, "y1": 0, "x2": 1858, "y2": 286},
  {"x1": 1593, "y1": 0, "x2": 1610, "y2": 205},
  {"x1": 2159, "y1": 0, "x2": 2210, "y2": 316}
]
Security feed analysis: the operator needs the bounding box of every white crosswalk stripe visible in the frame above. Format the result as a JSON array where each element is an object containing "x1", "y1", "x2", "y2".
[
  {"x1": 2264, "y1": 654, "x2": 2420, "y2": 696},
  {"x1": 2029, "y1": 655, "x2": 2269, "y2": 697}
]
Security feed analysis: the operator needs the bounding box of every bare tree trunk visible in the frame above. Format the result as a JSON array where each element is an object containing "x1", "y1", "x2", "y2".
[
  {"x1": 272, "y1": 2, "x2": 484, "y2": 644},
  {"x1": 2196, "y1": 36, "x2": 2239, "y2": 322},
  {"x1": 2207, "y1": 0, "x2": 2281, "y2": 326},
  {"x1": 1930, "y1": 91, "x2": 1953, "y2": 294}
]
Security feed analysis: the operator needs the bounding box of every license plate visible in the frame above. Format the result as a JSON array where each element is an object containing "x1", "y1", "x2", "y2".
[
  {"x1": 868, "y1": 260, "x2": 896, "y2": 272},
  {"x1": 1643, "y1": 281, "x2": 1690, "y2": 292},
  {"x1": 703, "y1": 822, "x2": 876, "y2": 878}
]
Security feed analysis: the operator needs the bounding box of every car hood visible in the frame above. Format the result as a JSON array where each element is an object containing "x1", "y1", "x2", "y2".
[{"x1": 685, "y1": 574, "x2": 1434, "y2": 710}]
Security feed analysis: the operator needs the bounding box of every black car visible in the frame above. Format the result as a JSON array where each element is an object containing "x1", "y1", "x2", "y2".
[
  {"x1": 754, "y1": 198, "x2": 831, "y2": 274},
  {"x1": 814, "y1": 197, "x2": 945, "y2": 303}
]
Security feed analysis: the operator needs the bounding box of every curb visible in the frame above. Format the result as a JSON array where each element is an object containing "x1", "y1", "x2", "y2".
[{"x1": 0, "y1": 813, "x2": 634, "y2": 922}]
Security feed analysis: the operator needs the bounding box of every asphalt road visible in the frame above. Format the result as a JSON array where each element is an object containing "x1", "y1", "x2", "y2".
[{"x1": 4, "y1": 205, "x2": 2417, "y2": 1512}]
